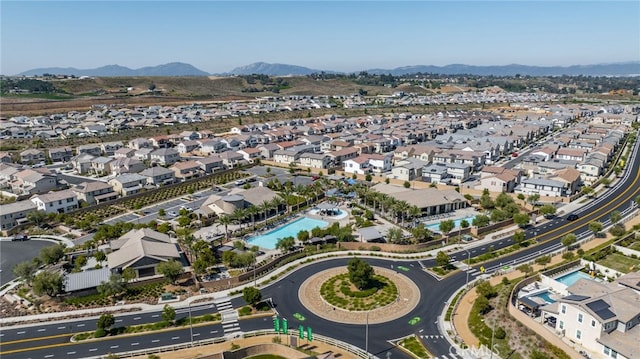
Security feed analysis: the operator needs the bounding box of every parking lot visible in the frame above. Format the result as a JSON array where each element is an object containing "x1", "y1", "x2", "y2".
[{"x1": 0, "y1": 239, "x2": 56, "y2": 286}]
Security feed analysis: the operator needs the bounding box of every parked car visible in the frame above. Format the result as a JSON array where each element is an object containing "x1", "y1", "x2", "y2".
[
  {"x1": 167, "y1": 211, "x2": 179, "y2": 217},
  {"x1": 235, "y1": 179, "x2": 246, "y2": 186},
  {"x1": 12, "y1": 233, "x2": 29, "y2": 241}
]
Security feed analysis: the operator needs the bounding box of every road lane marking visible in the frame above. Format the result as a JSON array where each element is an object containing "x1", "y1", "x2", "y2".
[
  {"x1": 67, "y1": 352, "x2": 76, "y2": 355},
  {"x1": 131, "y1": 342, "x2": 139, "y2": 346},
  {"x1": 152, "y1": 339, "x2": 160, "y2": 343},
  {"x1": 89, "y1": 349, "x2": 97, "y2": 352},
  {"x1": 193, "y1": 333, "x2": 201, "y2": 336},
  {"x1": 44, "y1": 355, "x2": 53, "y2": 358},
  {"x1": 171, "y1": 336, "x2": 180, "y2": 340},
  {"x1": 17, "y1": 331, "x2": 26, "y2": 334},
  {"x1": 115, "y1": 319, "x2": 123, "y2": 323},
  {"x1": 210, "y1": 330, "x2": 218, "y2": 334},
  {"x1": 110, "y1": 345, "x2": 119, "y2": 349},
  {"x1": 151, "y1": 314, "x2": 159, "y2": 318},
  {"x1": 133, "y1": 317, "x2": 141, "y2": 320},
  {"x1": 57, "y1": 326, "x2": 65, "y2": 330},
  {"x1": 76, "y1": 324, "x2": 85, "y2": 327},
  {"x1": 38, "y1": 329, "x2": 46, "y2": 332}
]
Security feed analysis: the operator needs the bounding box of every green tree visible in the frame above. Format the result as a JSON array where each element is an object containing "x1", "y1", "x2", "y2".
[
  {"x1": 435, "y1": 251, "x2": 451, "y2": 267},
  {"x1": 242, "y1": 286, "x2": 262, "y2": 307},
  {"x1": 122, "y1": 267, "x2": 137, "y2": 283},
  {"x1": 32, "y1": 271, "x2": 63, "y2": 297},
  {"x1": 162, "y1": 304, "x2": 176, "y2": 324},
  {"x1": 588, "y1": 221, "x2": 603, "y2": 237},
  {"x1": 95, "y1": 251, "x2": 107, "y2": 262},
  {"x1": 516, "y1": 264, "x2": 533, "y2": 276},
  {"x1": 475, "y1": 295, "x2": 491, "y2": 314},
  {"x1": 403, "y1": 181, "x2": 411, "y2": 188},
  {"x1": 97, "y1": 313, "x2": 115, "y2": 331},
  {"x1": 561, "y1": 233, "x2": 577, "y2": 249},
  {"x1": 513, "y1": 213, "x2": 530, "y2": 227},
  {"x1": 97, "y1": 274, "x2": 126, "y2": 298},
  {"x1": 386, "y1": 227, "x2": 404, "y2": 244},
  {"x1": 156, "y1": 260, "x2": 184, "y2": 284},
  {"x1": 535, "y1": 255, "x2": 551, "y2": 267},
  {"x1": 581, "y1": 186, "x2": 593, "y2": 197},
  {"x1": 475, "y1": 280, "x2": 497, "y2": 298},
  {"x1": 40, "y1": 245, "x2": 65, "y2": 265},
  {"x1": 275, "y1": 236, "x2": 295, "y2": 252},
  {"x1": 365, "y1": 174, "x2": 372, "y2": 182},
  {"x1": 513, "y1": 231, "x2": 526, "y2": 246},
  {"x1": 13, "y1": 260, "x2": 39, "y2": 285},
  {"x1": 460, "y1": 219, "x2": 470, "y2": 229},
  {"x1": 158, "y1": 208, "x2": 166, "y2": 217},
  {"x1": 527, "y1": 194, "x2": 540, "y2": 209},
  {"x1": 495, "y1": 192, "x2": 513, "y2": 208},
  {"x1": 517, "y1": 193, "x2": 526, "y2": 206},
  {"x1": 610, "y1": 210, "x2": 622, "y2": 225},
  {"x1": 297, "y1": 230, "x2": 310, "y2": 242},
  {"x1": 74, "y1": 255, "x2": 87, "y2": 269},
  {"x1": 472, "y1": 215, "x2": 490, "y2": 227},
  {"x1": 439, "y1": 219, "x2": 455, "y2": 237},
  {"x1": 539, "y1": 204, "x2": 557, "y2": 218},
  {"x1": 347, "y1": 257, "x2": 374, "y2": 290}
]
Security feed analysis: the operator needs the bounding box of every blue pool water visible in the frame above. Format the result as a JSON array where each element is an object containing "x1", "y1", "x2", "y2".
[
  {"x1": 426, "y1": 216, "x2": 477, "y2": 231},
  {"x1": 554, "y1": 270, "x2": 593, "y2": 287},
  {"x1": 247, "y1": 217, "x2": 329, "y2": 249},
  {"x1": 531, "y1": 291, "x2": 556, "y2": 304}
]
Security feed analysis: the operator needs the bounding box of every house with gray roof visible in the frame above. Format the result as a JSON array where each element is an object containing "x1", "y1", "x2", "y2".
[{"x1": 107, "y1": 228, "x2": 181, "y2": 278}]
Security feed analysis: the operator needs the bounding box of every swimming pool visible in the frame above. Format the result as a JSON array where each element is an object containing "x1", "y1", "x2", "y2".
[
  {"x1": 247, "y1": 217, "x2": 329, "y2": 249},
  {"x1": 554, "y1": 270, "x2": 593, "y2": 287},
  {"x1": 426, "y1": 216, "x2": 476, "y2": 231},
  {"x1": 530, "y1": 291, "x2": 556, "y2": 304}
]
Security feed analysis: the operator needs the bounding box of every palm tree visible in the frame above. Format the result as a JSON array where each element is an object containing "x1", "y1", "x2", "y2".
[
  {"x1": 280, "y1": 186, "x2": 293, "y2": 214},
  {"x1": 381, "y1": 196, "x2": 395, "y2": 217},
  {"x1": 218, "y1": 215, "x2": 232, "y2": 243},
  {"x1": 271, "y1": 197, "x2": 284, "y2": 216},
  {"x1": 247, "y1": 206, "x2": 260, "y2": 230},
  {"x1": 260, "y1": 200, "x2": 271, "y2": 222},
  {"x1": 232, "y1": 207, "x2": 247, "y2": 230},
  {"x1": 409, "y1": 205, "x2": 422, "y2": 221},
  {"x1": 395, "y1": 201, "x2": 410, "y2": 226}
]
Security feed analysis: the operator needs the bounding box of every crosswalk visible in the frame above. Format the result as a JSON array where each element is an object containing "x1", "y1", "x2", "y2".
[
  {"x1": 432, "y1": 354, "x2": 464, "y2": 359},
  {"x1": 215, "y1": 297, "x2": 241, "y2": 336},
  {"x1": 419, "y1": 334, "x2": 445, "y2": 340}
]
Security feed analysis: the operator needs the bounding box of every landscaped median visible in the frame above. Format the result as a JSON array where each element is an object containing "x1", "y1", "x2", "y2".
[
  {"x1": 71, "y1": 312, "x2": 223, "y2": 342},
  {"x1": 395, "y1": 334, "x2": 432, "y2": 358}
]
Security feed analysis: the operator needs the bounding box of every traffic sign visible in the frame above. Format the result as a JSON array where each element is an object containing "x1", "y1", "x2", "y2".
[
  {"x1": 299, "y1": 325, "x2": 305, "y2": 339},
  {"x1": 282, "y1": 318, "x2": 288, "y2": 334},
  {"x1": 480, "y1": 266, "x2": 485, "y2": 273},
  {"x1": 307, "y1": 326, "x2": 313, "y2": 341},
  {"x1": 273, "y1": 316, "x2": 280, "y2": 332}
]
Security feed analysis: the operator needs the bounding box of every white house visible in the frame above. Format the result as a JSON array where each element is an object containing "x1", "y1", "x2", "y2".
[{"x1": 31, "y1": 189, "x2": 78, "y2": 214}]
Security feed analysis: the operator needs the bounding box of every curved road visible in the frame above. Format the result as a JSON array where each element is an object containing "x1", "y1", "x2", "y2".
[{"x1": 2, "y1": 133, "x2": 639, "y2": 358}]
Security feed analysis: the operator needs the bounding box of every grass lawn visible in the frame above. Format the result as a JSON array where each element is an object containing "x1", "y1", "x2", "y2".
[
  {"x1": 399, "y1": 335, "x2": 430, "y2": 358},
  {"x1": 628, "y1": 241, "x2": 640, "y2": 251},
  {"x1": 597, "y1": 253, "x2": 640, "y2": 274}
]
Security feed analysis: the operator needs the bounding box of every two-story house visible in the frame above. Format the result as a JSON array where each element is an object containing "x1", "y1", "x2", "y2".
[
  {"x1": 139, "y1": 167, "x2": 175, "y2": 186},
  {"x1": 20, "y1": 149, "x2": 45, "y2": 165},
  {"x1": 0, "y1": 200, "x2": 37, "y2": 232},
  {"x1": 150, "y1": 148, "x2": 180, "y2": 166},
  {"x1": 72, "y1": 181, "x2": 119, "y2": 205},
  {"x1": 31, "y1": 189, "x2": 78, "y2": 214},
  {"x1": 170, "y1": 160, "x2": 201, "y2": 181},
  {"x1": 108, "y1": 173, "x2": 148, "y2": 196},
  {"x1": 48, "y1": 147, "x2": 73, "y2": 163}
]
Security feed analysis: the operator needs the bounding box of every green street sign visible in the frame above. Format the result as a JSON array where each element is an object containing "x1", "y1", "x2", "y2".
[
  {"x1": 398, "y1": 266, "x2": 410, "y2": 272},
  {"x1": 273, "y1": 317, "x2": 280, "y2": 332},
  {"x1": 282, "y1": 318, "x2": 288, "y2": 334},
  {"x1": 307, "y1": 326, "x2": 313, "y2": 341},
  {"x1": 299, "y1": 325, "x2": 305, "y2": 339}
]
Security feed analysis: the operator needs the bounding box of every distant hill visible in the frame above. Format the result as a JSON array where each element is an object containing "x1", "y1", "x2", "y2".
[
  {"x1": 17, "y1": 62, "x2": 210, "y2": 77},
  {"x1": 227, "y1": 62, "x2": 325, "y2": 76},
  {"x1": 366, "y1": 62, "x2": 640, "y2": 76}
]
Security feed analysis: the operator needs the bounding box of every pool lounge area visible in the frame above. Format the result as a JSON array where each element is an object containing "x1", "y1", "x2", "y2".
[
  {"x1": 246, "y1": 217, "x2": 329, "y2": 250},
  {"x1": 554, "y1": 270, "x2": 594, "y2": 287}
]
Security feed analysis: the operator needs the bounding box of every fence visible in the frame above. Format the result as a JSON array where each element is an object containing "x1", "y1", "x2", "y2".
[{"x1": 106, "y1": 329, "x2": 370, "y2": 359}]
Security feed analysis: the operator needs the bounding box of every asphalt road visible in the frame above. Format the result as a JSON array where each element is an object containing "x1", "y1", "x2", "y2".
[
  {"x1": 0, "y1": 240, "x2": 57, "y2": 286},
  {"x1": 4, "y1": 134, "x2": 639, "y2": 358}
]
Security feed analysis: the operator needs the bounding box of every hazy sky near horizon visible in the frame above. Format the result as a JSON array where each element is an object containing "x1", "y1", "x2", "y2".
[{"x1": 1, "y1": 1, "x2": 639, "y2": 75}]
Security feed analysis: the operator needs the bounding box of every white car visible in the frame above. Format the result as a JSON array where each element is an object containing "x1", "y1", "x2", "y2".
[{"x1": 167, "y1": 211, "x2": 179, "y2": 217}]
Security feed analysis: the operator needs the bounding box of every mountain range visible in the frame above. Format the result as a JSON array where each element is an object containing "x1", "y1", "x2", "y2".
[{"x1": 17, "y1": 61, "x2": 640, "y2": 77}]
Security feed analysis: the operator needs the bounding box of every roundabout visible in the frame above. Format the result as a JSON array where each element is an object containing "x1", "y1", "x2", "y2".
[{"x1": 298, "y1": 266, "x2": 420, "y2": 325}]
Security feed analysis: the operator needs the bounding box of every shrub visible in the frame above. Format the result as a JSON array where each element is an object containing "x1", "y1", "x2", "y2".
[
  {"x1": 94, "y1": 328, "x2": 107, "y2": 338},
  {"x1": 495, "y1": 327, "x2": 506, "y2": 339}
]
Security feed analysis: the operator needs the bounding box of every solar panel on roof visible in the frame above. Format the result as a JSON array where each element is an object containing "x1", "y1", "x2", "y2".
[
  {"x1": 586, "y1": 299, "x2": 610, "y2": 312},
  {"x1": 595, "y1": 308, "x2": 616, "y2": 320},
  {"x1": 563, "y1": 294, "x2": 589, "y2": 301}
]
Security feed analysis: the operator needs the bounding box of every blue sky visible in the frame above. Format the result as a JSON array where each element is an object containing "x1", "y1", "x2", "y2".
[{"x1": 1, "y1": 1, "x2": 639, "y2": 75}]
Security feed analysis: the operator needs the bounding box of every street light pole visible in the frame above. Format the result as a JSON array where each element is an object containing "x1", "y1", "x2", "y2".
[
  {"x1": 489, "y1": 319, "x2": 495, "y2": 359},
  {"x1": 188, "y1": 302, "x2": 194, "y2": 347},
  {"x1": 465, "y1": 249, "x2": 471, "y2": 288},
  {"x1": 365, "y1": 304, "x2": 378, "y2": 358}
]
